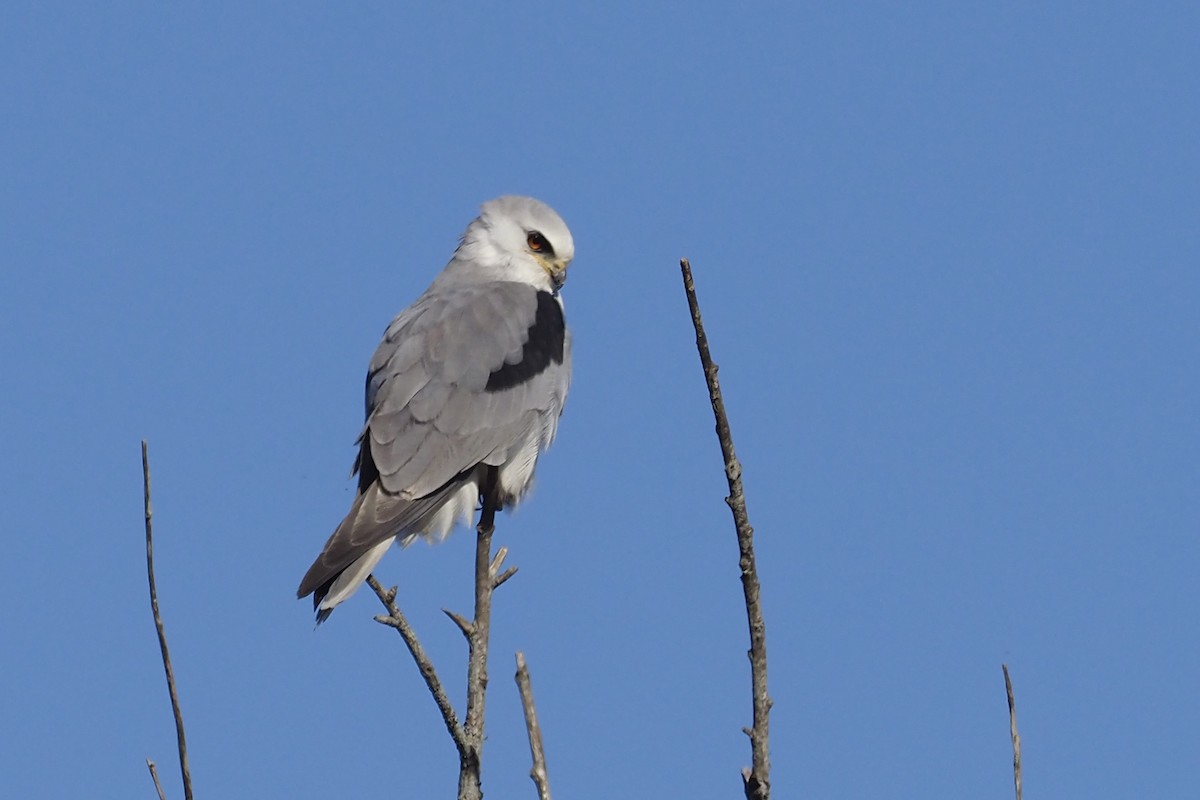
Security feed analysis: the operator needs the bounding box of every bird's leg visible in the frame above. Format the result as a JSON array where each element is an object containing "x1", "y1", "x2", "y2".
[{"x1": 477, "y1": 466, "x2": 500, "y2": 534}]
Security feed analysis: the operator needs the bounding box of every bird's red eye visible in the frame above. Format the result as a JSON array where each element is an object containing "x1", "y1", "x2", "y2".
[{"x1": 526, "y1": 231, "x2": 549, "y2": 253}]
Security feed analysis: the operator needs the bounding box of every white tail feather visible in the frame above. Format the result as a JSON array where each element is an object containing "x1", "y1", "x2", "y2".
[{"x1": 317, "y1": 537, "x2": 395, "y2": 614}]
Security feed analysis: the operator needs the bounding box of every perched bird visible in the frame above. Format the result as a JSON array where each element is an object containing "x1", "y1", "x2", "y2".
[{"x1": 298, "y1": 196, "x2": 574, "y2": 623}]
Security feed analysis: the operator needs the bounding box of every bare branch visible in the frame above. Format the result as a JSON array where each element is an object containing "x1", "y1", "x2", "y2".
[
  {"x1": 678, "y1": 260, "x2": 772, "y2": 800},
  {"x1": 514, "y1": 652, "x2": 552, "y2": 800},
  {"x1": 1002, "y1": 664, "x2": 1023, "y2": 800},
  {"x1": 493, "y1": 565, "x2": 519, "y2": 590},
  {"x1": 367, "y1": 469, "x2": 512, "y2": 800},
  {"x1": 442, "y1": 607, "x2": 476, "y2": 639},
  {"x1": 142, "y1": 441, "x2": 194, "y2": 800},
  {"x1": 489, "y1": 545, "x2": 509, "y2": 577},
  {"x1": 457, "y1": 482, "x2": 502, "y2": 800},
  {"x1": 146, "y1": 759, "x2": 168, "y2": 800},
  {"x1": 488, "y1": 546, "x2": 519, "y2": 588},
  {"x1": 367, "y1": 575, "x2": 467, "y2": 758}
]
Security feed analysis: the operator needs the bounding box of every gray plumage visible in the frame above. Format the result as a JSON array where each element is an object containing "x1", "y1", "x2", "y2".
[{"x1": 298, "y1": 196, "x2": 574, "y2": 623}]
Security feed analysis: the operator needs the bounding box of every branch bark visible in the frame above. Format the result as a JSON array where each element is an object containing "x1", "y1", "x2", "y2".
[
  {"x1": 368, "y1": 575, "x2": 468, "y2": 759},
  {"x1": 146, "y1": 759, "x2": 168, "y2": 800},
  {"x1": 1002, "y1": 664, "x2": 1022, "y2": 800},
  {"x1": 514, "y1": 652, "x2": 552, "y2": 800},
  {"x1": 142, "y1": 440, "x2": 194, "y2": 800},
  {"x1": 678, "y1": 260, "x2": 772, "y2": 800},
  {"x1": 369, "y1": 468, "x2": 507, "y2": 800},
  {"x1": 457, "y1": 478, "x2": 503, "y2": 800}
]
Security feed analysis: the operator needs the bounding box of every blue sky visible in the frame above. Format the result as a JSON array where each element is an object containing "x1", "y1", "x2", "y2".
[{"x1": 3, "y1": 3, "x2": 1198, "y2": 798}]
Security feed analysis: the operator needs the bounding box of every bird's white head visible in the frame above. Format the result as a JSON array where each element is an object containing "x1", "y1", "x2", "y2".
[{"x1": 449, "y1": 196, "x2": 575, "y2": 293}]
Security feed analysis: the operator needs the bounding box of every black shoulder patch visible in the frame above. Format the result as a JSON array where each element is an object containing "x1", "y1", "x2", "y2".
[{"x1": 486, "y1": 291, "x2": 565, "y2": 392}]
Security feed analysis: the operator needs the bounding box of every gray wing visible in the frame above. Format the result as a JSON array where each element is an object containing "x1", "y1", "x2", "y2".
[
  {"x1": 297, "y1": 281, "x2": 569, "y2": 600},
  {"x1": 367, "y1": 281, "x2": 568, "y2": 498}
]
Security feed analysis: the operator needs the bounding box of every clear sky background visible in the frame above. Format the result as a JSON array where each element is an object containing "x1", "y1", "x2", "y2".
[{"x1": 3, "y1": 3, "x2": 1197, "y2": 798}]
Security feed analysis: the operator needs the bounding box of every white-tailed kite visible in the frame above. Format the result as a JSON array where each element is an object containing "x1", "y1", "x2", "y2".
[{"x1": 298, "y1": 196, "x2": 574, "y2": 623}]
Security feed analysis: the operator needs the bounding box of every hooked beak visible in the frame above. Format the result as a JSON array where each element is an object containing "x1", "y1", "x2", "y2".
[{"x1": 537, "y1": 255, "x2": 570, "y2": 291}]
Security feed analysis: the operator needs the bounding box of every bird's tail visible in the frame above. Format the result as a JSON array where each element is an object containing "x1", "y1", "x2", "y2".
[{"x1": 297, "y1": 474, "x2": 477, "y2": 623}]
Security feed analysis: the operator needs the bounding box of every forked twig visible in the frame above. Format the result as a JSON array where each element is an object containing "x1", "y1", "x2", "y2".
[
  {"x1": 142, "y1": 441, "x2": 194, "y2": 800},
  {"x1": 515, "y1": 652, "x2": 552, "y2": 800},
  {"x1": 678, "y1": 260, "x2": 772, "y2": 800},
  {"x1": 367, "y1": 575, "x2": 467, "y2": 758},
  {"x1": 1002, "y1": 664, "x2": 1023, "y2": 800}
]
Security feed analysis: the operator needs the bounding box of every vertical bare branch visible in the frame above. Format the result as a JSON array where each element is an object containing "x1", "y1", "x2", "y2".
[
  {"x1": 146, "y1": 759, "x2": 168, "y2": 800},
  {"x1": 678, "y1": 260, "x2": 772, "y2": 800},
  {"x1": 457, "y1": 488, "x2": 501, "y2": 800},
  {"x1": 368, "y1": 576, "x2": 468, "y2": 758},
  {"x1": 142, "y1": 441, "x2": 194, "y2": 800},
  {"x1": 1002, "y1": 664, "x2": 1022, "y2": 800},
  {"x1": 366, "y1": 470, "x2": 513, "y2": 800},
  {"x1": 514, "y1": 652, "x2": 552, "y2": 800}
]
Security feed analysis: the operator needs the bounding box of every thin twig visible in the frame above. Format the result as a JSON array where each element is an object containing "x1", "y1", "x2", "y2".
[
  {"x1": 1002, "y1": 664, "x2": 1022, "y2": 800},
  {"x1": 142, "y1": 441, "x2": 194, "y2": 800},
  {"x1": 489, "y1": 545, "x2": 509, "y2": 576},
  {"x1": 443, "y1": 607, "x2": 476, "y2": 639},
  {"x1": 493, "y1": 565, "x2": 519, "y2": 589},
  {"x1": 367, "y1": 575, "x2": 468, "y2": 758},
  {"x1": 678, "y1": 260, "x2": 772, "y2": 800},
  {"x1": 515, "y1": 652, "x2": 552, "y2": 800},
  {"x1": 489, "y1": 546, "x2": 519, "y2": 589},
  {"x1": 146, "y1": 759, "x2": 168, "y2": 800}
]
